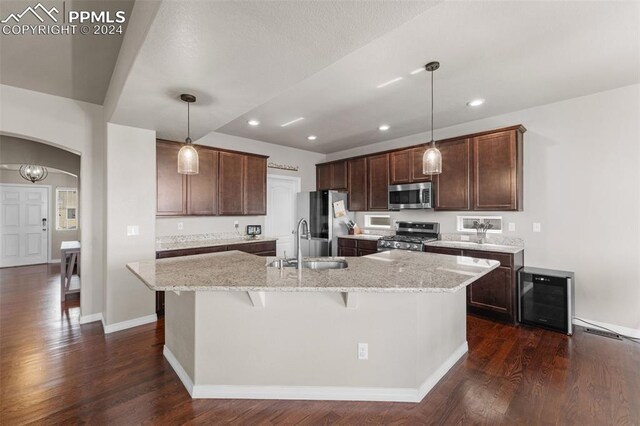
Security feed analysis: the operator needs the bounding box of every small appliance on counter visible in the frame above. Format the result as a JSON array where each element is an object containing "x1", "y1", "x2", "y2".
[
  {"x1": 246, "y1": 225, "x2": 262, "y2": 238},
  {"x1": 377, "y1": 221, "x2": 440, "y2": 252},
  {"x1": 518, "y1": 267, "x2": 575, "y2": 335}
]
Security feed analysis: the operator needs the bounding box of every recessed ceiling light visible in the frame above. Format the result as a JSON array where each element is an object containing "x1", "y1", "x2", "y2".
[
  {"x1": 376, "y1": 77, "x2": 403, "y2": 89},
  {"x1": 307, "y1": 135, "x2": 317, "y2": 141},
  {"x1": 280, "y1": 117, "x2": 305, "y2": 127},
  {"x1": 247, "y1": 119, "x2": 260, "y2": 126},
  {"x1": 466, "y1": 99, "x2": 485, "y2": 107},
  {"x1": 378, "y1": 124, "x2": 390, "y2": 131},
  {"x1": 410, "y1": 68, "x2": 424, "y2": 75}
]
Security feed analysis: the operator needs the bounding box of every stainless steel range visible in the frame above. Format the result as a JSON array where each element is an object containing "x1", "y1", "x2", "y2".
[{"x1": 377, "y1": 221, "x2": 440, "y2": 252}]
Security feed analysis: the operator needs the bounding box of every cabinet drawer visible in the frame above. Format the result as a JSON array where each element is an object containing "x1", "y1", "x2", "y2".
[
  {"x1": 338, "y1": 238, "x2": 357, "y2": 248},
  {"x1": 463, "y1": 249, "x2": 512, "y2": 268},
  {"x1": 423, "y1": 246, "x2": 464, "y2": 256},
  {"x1": 232, "y1": 241, "x2": 277, "y2": 254},
  {"x1": 338, "y1": 247, "x2": 358, "y2": 257},
  {"x1": 156, "y1": 245, "x2": 227, "y2": 259}
]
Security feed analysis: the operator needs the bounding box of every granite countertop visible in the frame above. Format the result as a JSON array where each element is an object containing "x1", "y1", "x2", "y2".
[
  {"x1": 127, "y1": 250, "x2": 499, "y2": 294},
  {"x1": 424, "y1": 240, "x2": 524, "y2": 254},
  {"x1": 156, "y1": 237, "x2": 278, "y2": 252},
  {"x1": 337, "y1": 234, "x2": 384, "y2": 241}
]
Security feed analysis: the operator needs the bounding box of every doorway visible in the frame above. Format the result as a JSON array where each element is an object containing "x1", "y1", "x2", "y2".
[
  {"x1": 0, "y1": 184, "x2": 49, "y2": 267},
  {"x1": 265, "y1": 175, "x2": 300, "y2": 257}
]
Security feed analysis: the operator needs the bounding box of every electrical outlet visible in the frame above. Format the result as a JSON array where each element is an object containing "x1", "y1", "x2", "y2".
[
  {"x1": 177, "y1": 222, "x2": 184, "y2": 230},
  {"x1": 508, "y1": 222, "x2": 516, "y2": 232},
  {"x1": 461, "y1": 235, "x2": 470, "y2": 241},
  {"x1": 234, "y1": 220, "x2": 239, "y2": 228},
  {"x1": 126, "y1": 225, "x2": 139, "y2": 236},
  {"x1": 533, "y1": 222, "x2": 541, "y2": 233},
  {"x1": 357, "y1": 343, "x2": 368, "y2": 360}
]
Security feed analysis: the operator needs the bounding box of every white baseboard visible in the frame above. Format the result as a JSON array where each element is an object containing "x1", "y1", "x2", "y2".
[
  {"x1": 79, "y1": 312, "x2": 103, "y2": 324},
  {"x1": 103, "y1": 313, "x2": 157, "y2": 334},
  {"x1": 164, "y1": 341, "x2": 468, "y2": 403},
  {"x1": 163, "y1": 346, "x2": 195, "y2": 396},
  {"x1": 573, "y1": 317, "x2": 640, "y2": 339}
]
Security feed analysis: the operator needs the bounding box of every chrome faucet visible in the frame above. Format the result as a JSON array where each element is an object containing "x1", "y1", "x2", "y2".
[{"x1": 296, "y1": 218, "x2": 311, "y2": 269}]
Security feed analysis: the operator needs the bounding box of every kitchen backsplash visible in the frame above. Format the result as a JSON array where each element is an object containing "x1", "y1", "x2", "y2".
[
  {"x1": 157, "y1": 231, "x2": 249, "y2": 245},
  {"x1": 440, "y1": 233, "x2": 524, "y2": 247}
]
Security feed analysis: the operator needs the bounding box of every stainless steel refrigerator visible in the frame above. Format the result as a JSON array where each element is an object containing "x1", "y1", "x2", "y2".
[{"x1": 296, "y1": 191, "x2": 354, "y2": 257}]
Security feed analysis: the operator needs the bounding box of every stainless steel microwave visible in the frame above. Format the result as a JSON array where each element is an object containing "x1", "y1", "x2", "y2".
[{"x1": 388, "y1": 182, "x2": 433, "y2": 210}]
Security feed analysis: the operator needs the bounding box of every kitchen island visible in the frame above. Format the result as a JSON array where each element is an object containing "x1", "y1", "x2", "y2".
[{"x1": 127, "y1": 250, "x2": 499, "y2": 402}]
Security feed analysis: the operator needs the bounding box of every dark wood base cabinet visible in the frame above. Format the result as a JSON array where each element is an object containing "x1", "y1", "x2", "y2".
[
  {"x1": 337, "y1": 237, "x2": 379, "y2": 257},
  {"x1": 154, "y1": 240, "x2": 276, "y2": 314},
  {"x1": 423, "y1": 246, "x2": 523, "y2": 324}
]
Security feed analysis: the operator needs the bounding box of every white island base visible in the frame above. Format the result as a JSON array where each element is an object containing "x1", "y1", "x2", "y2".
[{"x1": 163, "y1": 289, "x2": 467, "y2": 403}]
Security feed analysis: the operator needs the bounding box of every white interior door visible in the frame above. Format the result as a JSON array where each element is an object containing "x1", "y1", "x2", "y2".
[
  {"x1": 265, "y1": 175, "x2": 299, "y2": 257},
  {"x1": 0, "y1": 185, "x2": 49, "y2": 267}
]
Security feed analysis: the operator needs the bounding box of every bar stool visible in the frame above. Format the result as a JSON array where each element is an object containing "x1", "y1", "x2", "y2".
[{"x1": 60, "y1": 241, "x2": 81, "y2": 302}]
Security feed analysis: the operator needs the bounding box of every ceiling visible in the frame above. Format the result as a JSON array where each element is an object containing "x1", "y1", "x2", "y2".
[{"x1": 0, "y1": 0, "x2": 133, "y2": 105}]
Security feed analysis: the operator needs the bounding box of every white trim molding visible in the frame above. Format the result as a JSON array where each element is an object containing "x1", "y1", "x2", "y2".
[
  {"x1": 79, "y1": 312, "x2": 103, "y2": 325},
  {"x1": 164, "y1": 342, "x2": 468, "y2": 403},
  {"x1": 573, "y1": 317, "x2": 640, "y2": 339},
  {"x1": 102, "y1": 313, "x2": 157, "y2": 334}
]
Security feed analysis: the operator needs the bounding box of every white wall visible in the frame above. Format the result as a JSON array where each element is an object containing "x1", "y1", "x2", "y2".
[
  {"x1": 156, "y1": 132, "x2": 325, "y2": 237},
  {"x1": 104, "y1": 123, "x2": 156, "y2": 326},
  {"x1": 0, "y1": 85, "x2": 105, "y2": 320},
  {"x1": 327, "y1": 84, "x2": 640, "y2": 331}
]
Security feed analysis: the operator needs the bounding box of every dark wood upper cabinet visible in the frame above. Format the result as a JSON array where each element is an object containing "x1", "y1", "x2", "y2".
[
  {"x1": 316, "y1": 161, "x2": 348, "y2": 190},
  {"x1": 366, "y1": 153, "x2": 390, "y2": 211},
  {"x1": 411, "y1": 147, "x2": 432, "y2": 182},
  {"x1": 156, "y1": 140, "x2": 187, "y2": 216},
  {"x1": 316, "y1": 163, "x2": 332, "y2": 190},
  {"x1": 187, "y1": 148, "x2": 218, "y2": 215},
  {"x1": 243, "y1": 155, "x2": 267, "y2": 215},
  {"x1": 472, "y1": 130, "x2": 523, "y2": 211},
  {"x1": 435, "y1": 138, "x2": 472, "y2": 211},
  {"x1": 390, "y1": 150, "x2": 412, "y2": 184},
  {"x1": 347, "y1": 158, "x2": 367, "y2": 211},
  {"x1": 218, "y1": 151, "x2": 245, "y2": 215}
]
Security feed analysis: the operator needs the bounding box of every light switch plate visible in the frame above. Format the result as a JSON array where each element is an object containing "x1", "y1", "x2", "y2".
[
  {"x1": 533, "y1": 223, "x2": 541, "y2": 233},
  {"x1": 357, "y1": 343, "x2": 368, "y2": 360},
  {"x1": 177, "y1": 222, "x2": 183, "y2": 230},
  {"x1": 508, "y1": 222, "x2": 516, "y2": 232},
  {"x1": 127, "y1": 225, "x2": 139, "y2": 236}
]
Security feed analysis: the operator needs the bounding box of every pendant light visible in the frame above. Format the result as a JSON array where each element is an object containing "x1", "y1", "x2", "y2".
[
  {"x1": 423, "y1": 61, "x2": 442, "y2": 175},
  {"x1": 19, "y1": 165, "x2": 48, "y2": 183},
  {"x1": 177, "y1": 94, "x2": 199, "y2": 175}
]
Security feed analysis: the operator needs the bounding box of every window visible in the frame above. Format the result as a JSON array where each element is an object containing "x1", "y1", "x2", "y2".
[
  {"x1": 364, "y1": 214, "x2": 391, "y2": 229},
  {"x1": 456, "y1": 216, "x2": 502, "y2": 233},
  {"x1": 56, "y1": 188, "x2": 78, "y2": 230}
]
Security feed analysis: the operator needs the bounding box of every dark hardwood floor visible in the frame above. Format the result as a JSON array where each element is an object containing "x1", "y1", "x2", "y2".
[{"x1": 1, "y1": 264, "x2": 638, "y2": 425}]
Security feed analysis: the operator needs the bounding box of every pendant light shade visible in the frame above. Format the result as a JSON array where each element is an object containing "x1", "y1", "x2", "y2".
[
  {"x1": 422, "y1": 61, "x2": 442, "y2": 175},
  {"x1": 177, "y1": 94, "x2": 199, "y2": 175},
  {"x1": 19, "y1": 165, "x2": 48, "y2": 183}
]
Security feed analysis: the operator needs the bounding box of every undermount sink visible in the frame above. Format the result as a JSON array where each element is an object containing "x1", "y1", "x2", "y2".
[{"x1": 267, "y1": 259, "x2": 348, "y2": 270}]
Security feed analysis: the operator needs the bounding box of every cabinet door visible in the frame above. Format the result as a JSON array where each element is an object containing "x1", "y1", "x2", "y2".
[
  {"x1": 331, "y1": 161, "x2": 348, "y2": 190},
  {"x1": 187, "y1": 148, "x2": 218, "y2": 215},
  {"x1": 410, "y1": 147, "x2": 432, "y2": 182},
  {"x1": 339, "y1": 247, "x2": 358, "y2": 257},
  {"x1": 366, "y1": 153, "x2": 389, "y2": 211},
  {"x1": 435, "y1": 138, "x2": 472, "y2": 211},
  {"x1": 467, "y1": 266, "x2": 512, "y2": 315},
  {"x1": 389, "y1": 150, "x2": 412, "y2": 184},
  {"x1": 472, "y1": 130, "x2": 520, "y2": 210},
  {"x1": 357, "y1": 248, "x2": 378, "y2": 257},
  {"x1": 244, "y1": 156, "x2": 267, "y2": 215},
  {"x1": 218, "y1": 152, "x2": 244, "y2": 215},
  {"x1": 317, "y1": 163, "x2": 331, "y2": 190},
  {"x1": 347, "y1": 158, "x2": 367, "y2": 211},
  {"x1": 156, "y1": 140, "x2": 187, "y2": 216}
]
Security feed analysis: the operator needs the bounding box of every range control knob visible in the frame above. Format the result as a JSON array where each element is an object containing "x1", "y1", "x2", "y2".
[
  {"x1": 394, "y1": 242, "x2": 401, "y2": 248},
  {"x1": 411, "y1": 244, "x2": 419, "y2": 250}
]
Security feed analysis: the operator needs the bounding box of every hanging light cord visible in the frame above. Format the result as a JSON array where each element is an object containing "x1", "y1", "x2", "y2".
[
  {"x1": 187, "y1": 101, "x2": 191, "y2": 144},
  {"x1": 430, "y1": 67, "x2": 434, "y2": 146}
]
